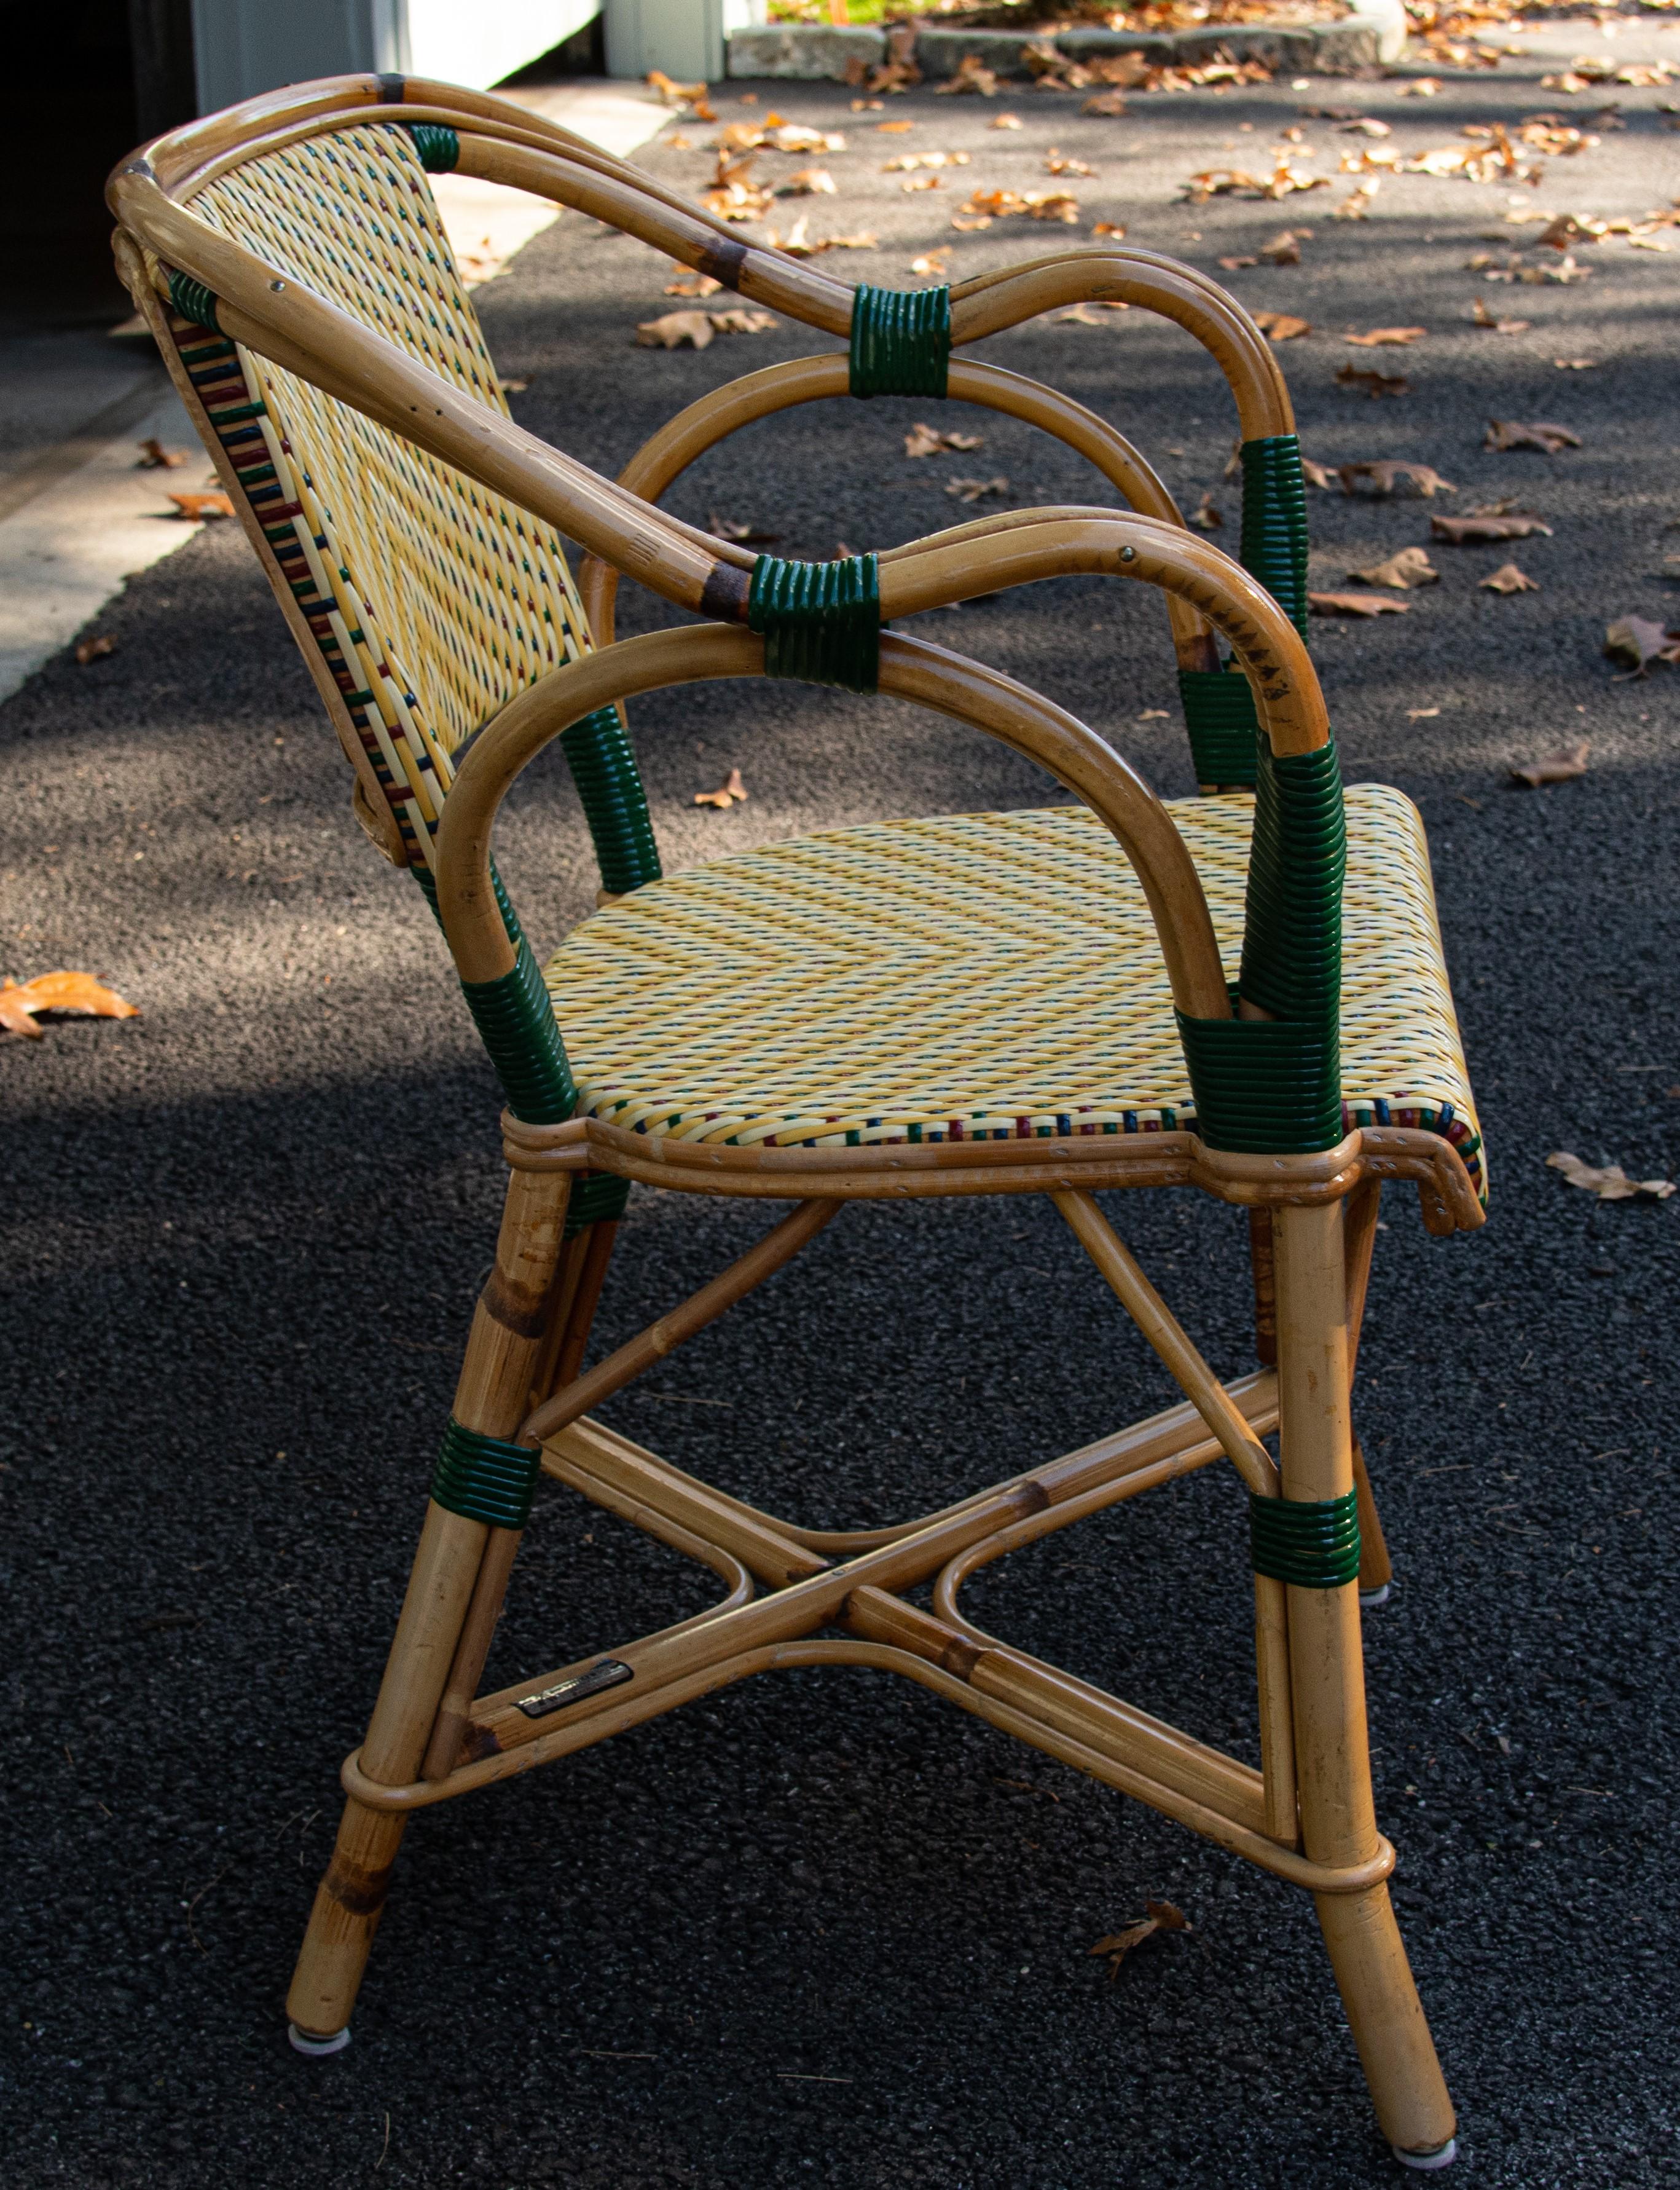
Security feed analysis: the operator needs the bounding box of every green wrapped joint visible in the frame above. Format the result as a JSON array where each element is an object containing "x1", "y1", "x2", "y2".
[
  {"x1": 404, "y1": 122, "x2": 460, "y2": 173},
  {"x1": 412, "y1": 860, "x2": 578, "y2": 1125},
  {"x1": 1177, "y1": 664, "x2": 1260, "y2": 789},
  {"x1": 1238, "y1": 434, "x2": 1311, "y2": 640},
  {"x1": 748, "y1": 554, "x2": 881, "y2": 693},
  {"x1": 849, "y1": 283, "x2": 951, "y2": 401},
  {"x1": 1250, "y1": 1487, "x2": 1360, "y2": 1589},
  {"x1": 1177, "y1": 736, "x2": 1346, "y2": 1155},
  {"x1": 565, "y1": 1170, "x2": 630, "y2": 1237},
  {"x1": 168, "y1": 270, "x2": 221, "y2": 333},
  {"x1": 559, "y1": 704, "x2": 662, "y2": 897},
  {"x1": 431, "y1": 1416, "x2": 542, "y2": 1530}
]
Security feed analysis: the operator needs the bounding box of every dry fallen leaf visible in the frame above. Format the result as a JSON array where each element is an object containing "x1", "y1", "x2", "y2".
[
  {"x1": 1546, "y1": 1151, "x2": 1675, "y2": 1201},
  {"x1": 1260, "y1": 228, "x2": 1305, "y2": 264},
  {"x1": 1432, "y1": 510, "x2": 1553, "y2": 543},
  {"x1": 1485, "y1": 420, "x2": 1581, "y2": 455},
  {"x1": 1480, "y1": 562, "x2": 1539, "y2": 593},
  {"x1": 1604, "y1": 615, "x2": 1680, "y2": 676},
  {"x1": 1337, "y1": 365, "x2": 1409, "y2": 398},
  {"x1": 1091, "y1": 219, "x2": 1127, "y2": 238},
  {"x1": 74, "y1": 633, "x2": 117, "y2": 663},
  {"x1": 708, "y1": 513, "x2": 782, "y2": 545},
  {"x1": 1344, "y1": 326, "x2": 1426, "y2": 347},
  {"x1": 1254, "y1": 312, "x2": 1311, "y2": 342},
  {"x1": 900, "y1": 173, "x2": 943, "y2": 194},
  {"x1": 958, "y1": 186, "x2": 1080, "y2": 226},
  {"x1": 496, "y1": 376, "x2": 529, "y2": 395},
  {"x1": 991, "y1": 112, "x2": 1024, "y2": 130},
  {"x1": 0, "y1": 971, "x2": 139, "y2": 1039},
  {"x1": 1219, "y1": 254, "x2": 1257, "y2": 271},
  {"x1": 909, "y1": 248, "x2": 952, "y2": 277},
  {"x1": 1300, "y1": 457, "x2": 1337, "y2": 489},
  {"x1": 167, "y1": 490, "x2": 234, "y2": 521},
  {"x1": 780, "y1": 166, "x2": 838, "y2": 196},
  {"x1": 1089, "y1": 1902, "x2": 1191, "y2": 1980},
  {"x1": 1045, "y1": 148, "x2": 1096, "y2": 178},
  {"x1": 635, "y1": 308, "x2": 776, "y2": 350},
  {"x1": 1553, "y1": 357, "x2": 1596, "y2": 371},
  {"x1": 1339, "y1": 461, "x2": 1456, "y2": 499},
  {"x1": 1083, "y1": 90, "x2": 1130, "y2": 116},
  {"x1": 1190, "y1": 492, "x2": 1223, "y2": 531},
  {"x1": 1350, "y1": 547, "x2": 1439, "y2": 590},
  {"x1": 665, "y1": 272, "x2": 722, "y2": 298},
  {"x1": 1509, "y1": 739, "x2": 1589, "y2": 786},
  {"x1": 647, "y1": 68, "x2": 705, "y2": 109},
  {"x1": 936, "y1": 54, "x2": 999, "y2": 98},
  {"x1": 1406, "y1": 706, "x2": 1441, "y2": 719},
  {"x1": 1309, "y1": 591, "x2": 1410, "y2": 618},
  {"x1": 694, "y1": 767, "x2": 748, "y2": 810},
  {"x1": 136, "y1": 438, "x2": 186, "y2": 469},
  {"x1": 1471, "y1": 297, "x2": 1530, "y2": 333},
  {"x1": 1136, "y1": 708, "x2": 1171, "y2": 720},
  {"x1": 904, "y1": 422, "x2": 983, "y2": 459},
  {"x1": 945, "y1": 476, "x2": 1010, "y2": 505}
]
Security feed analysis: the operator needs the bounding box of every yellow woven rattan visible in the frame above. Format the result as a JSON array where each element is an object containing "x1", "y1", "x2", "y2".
[
  {"x1": 186, "y1": 124, "x2": 593, "y2": 862},
  {"x1": 543, "y1": 786, "x2": 1486, "y2": 1195}
]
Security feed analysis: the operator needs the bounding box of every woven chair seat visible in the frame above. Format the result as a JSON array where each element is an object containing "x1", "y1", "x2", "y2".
[{"x1": 543, "y1": 783, "x2": 1485, "y2": 1199}]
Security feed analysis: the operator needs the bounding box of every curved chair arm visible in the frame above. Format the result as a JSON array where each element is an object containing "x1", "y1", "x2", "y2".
[
  {"x1": 579, "y1": 352, "x2": 1220, "y2": 675},
  {"x1": 434, "y1": 622, "x2": 1231, "y2": 1029}
]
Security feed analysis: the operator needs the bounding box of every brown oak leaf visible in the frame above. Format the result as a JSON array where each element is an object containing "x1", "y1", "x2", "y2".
[
  {"x1": 1340, "y1": 461, "x2": 1456, "y2": 498},
  {"x1": 1604, "y1": 615, "x2": 1680, "y2": 676},
  {"x1": 0, "y1": 972, "x2": 139, "y2": 1039},
  {"x1": 1344, "y1": 326, "x2": 1426, "y2": 346},
  {"x1": 694, "y1": 768, "x2": 748, "y2": 809},
  {"x1": 1308, "y1": 591, "x2": 1410, "y2": 616},
  {"x1": 1431, "y1": 511, "x2": 1553, "y2": 543},
  {"x1": 1254, "y1": 312, "x2": 1311, "y2": 342},
  {"x1": 1510, "y1": 740, "x2": 1589, "y2": 786},
  {"x1": 1480, "y1": 562, "x2": 1539, "y2": 593},
  {"x1": 1336, "y1": 364, "x2": 1409, "y2": 397},
  {"x1": 1547, "y1": 1151, "x2": 1674, "y2": 1200},
  {"x1": 1349, "y1": 547, "x2": 1439, "y2": 589},
  {"x1": 1485, "y1": 420, "x2": 1581, "y2": 454},
  {"x1": 167, "y1": 490, "x2": 234, "y2": 520},
  {"x1": 1089, "y1": 1901, "x2": 1191, "y2": 1980}
]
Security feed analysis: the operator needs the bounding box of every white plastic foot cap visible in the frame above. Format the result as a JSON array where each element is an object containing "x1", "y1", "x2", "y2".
[
  {"x1": 1360, "y1": 1583, "x2": 1392, "y2": 1607},
  {"x1": 1393, "y1": 2137, "x2": 1456, "y2": 2171},
  {"x1": 289, "y1": 2022, "x2": 351, "y2": 2057}
]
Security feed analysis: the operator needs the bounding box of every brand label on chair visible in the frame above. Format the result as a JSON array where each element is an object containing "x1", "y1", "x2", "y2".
[{"x1": 514, "y1": 1660, "x2": 635, "y2": 1719}]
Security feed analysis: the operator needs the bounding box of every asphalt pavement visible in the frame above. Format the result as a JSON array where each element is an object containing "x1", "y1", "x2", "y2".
[{"x1": 2, "y1": 18, "x2": 1678, "y2": 2188}]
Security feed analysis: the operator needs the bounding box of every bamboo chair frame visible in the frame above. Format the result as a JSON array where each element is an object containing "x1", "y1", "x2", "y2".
[
  {"x1": 141, "y1": 74, "x2": 1309, "y2": 797},
  {"x1": 107, "y1": 100, "x2": 1482, "y2": 2172}
]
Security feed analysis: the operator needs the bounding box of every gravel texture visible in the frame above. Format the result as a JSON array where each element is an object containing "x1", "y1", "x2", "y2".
[{"x1": 2, "y1": 19, "x2": 1678, "y2": 2187}]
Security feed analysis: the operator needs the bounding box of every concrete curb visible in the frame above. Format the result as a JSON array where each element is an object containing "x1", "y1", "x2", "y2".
[{"x1": 729, "y1": 1, "x2": 1405, "y2": 81}]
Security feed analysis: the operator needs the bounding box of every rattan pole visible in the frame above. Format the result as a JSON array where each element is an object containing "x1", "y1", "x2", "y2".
[
  {"x1": 435, "y1": 623, "x2": 1235, "y2": 1021},
  {"x1": 1051, "y1": 1189, "x2": 1278, "y2": 1497},
  {"x1": 1247, "y1": 1209, "x2": 1278, "y2": 1367},
  {"x1": 1340, "y1": 1181, "x2": 1394, "y2": 1595},
  {"x1": 527, "y1": 1227, "x2": 591, "y2": 1409},
  {"x1": 420, "y1": 1525, "x2": 520, "y2": 1781},
  {"x1": 584, "y1": 353, "x2": 1219, "y2": 672},
  {"x1": 287, "y1": 1167, "x2": 571, "y2": 2038},
  {"x1": 1273, "y1": 1202, "x2": 1456, "y2": 2158},
  {"x1": 520, "y1": 1198, "x2": 842, "y2": 1447},
  {"x1": 551, "y1": 1219, "x2": 619, "y2": 1393}
]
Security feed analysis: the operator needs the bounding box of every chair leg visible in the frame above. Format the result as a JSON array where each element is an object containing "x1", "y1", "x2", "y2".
[
  {"x1": 286, "y1": 1167, "x2": 573, "y2": 2045},
  {"x1": 1273, "y1": 1203, "x2": 1456, "y2": 2166},
  {"x1": 1352, "y1": 1433, "x2": 1395, "y2": 1603}
]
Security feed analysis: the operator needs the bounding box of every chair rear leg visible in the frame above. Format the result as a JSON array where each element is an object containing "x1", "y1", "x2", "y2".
[
  {"x1": 1274, "y1": 1203, "x2": 1456, "y2": 2166},
  {"x1": 1352, "y1": 1433, "x2": 1395, "y2": 1603},
  {"x1": 287, "y1": 1168, "x2": 573, "y2": 2045}
]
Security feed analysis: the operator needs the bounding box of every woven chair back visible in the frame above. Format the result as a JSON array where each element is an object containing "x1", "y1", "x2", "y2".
[{"x1": 186, "y1": 121, "x2": 592, "y2": 865}]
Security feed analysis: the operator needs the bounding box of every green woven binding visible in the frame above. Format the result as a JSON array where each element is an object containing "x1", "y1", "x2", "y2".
[
  {"x1": 565, "y1": 1170, "x2": 631, "y2": 1237},
  {"x1": 404, "y1": 122, "x2": 460, "y2": 173},
  {"x1": 168, "y1": 270, "x2": 221, "y2": 332},
  {"x1": 849, "y1": 285, "x2": 951, "y2": 400},
  {"x1": 431, "y1": 1416, "x2": 541, "y2": 1529},
  {"x1": 748, "y1": 555, "x2": 881, "y2": 693},
  {"x1": 1250, "y1": 1489, "x2": 1360, "y2": 1589},
  {"x1": 1239, "y1": 435, "x2": 1310, "y2": 640},
  {"x1": 1177, "y1": 665, "x2": 1260, "y2": 789},
  {"x1": 1177, "y1": 736, "x2": 1346, "y2": 1154},
  {"x1": 412, "y1": 862, "x2": 578, "y2": 1124},
  {"x1": 559, "y1": 705, "x2": 662, "y2": 896}
]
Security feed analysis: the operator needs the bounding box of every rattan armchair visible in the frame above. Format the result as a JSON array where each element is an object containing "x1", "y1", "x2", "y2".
[{"x1": 109, "y1": 96, "x2": 1483, "y2": 2173}]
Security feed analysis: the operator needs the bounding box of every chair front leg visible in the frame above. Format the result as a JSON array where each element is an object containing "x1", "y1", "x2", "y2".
[
  {"x1": 1272, "y1": 1202, "x2": 1456, "y2": 2165},
  {"x1": 286, "y1": 1166, "x2": 573, "y2": 2046}
]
